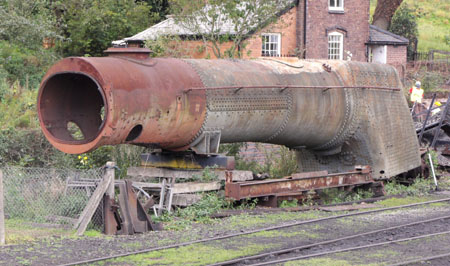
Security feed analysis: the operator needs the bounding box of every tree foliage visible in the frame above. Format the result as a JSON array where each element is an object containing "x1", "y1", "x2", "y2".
[
  {"x1": 389, "y1": 3, "x2": 419, "y2": 57},
  {"x1": 0, "y1": 0, "x2": 62, "y2": 50},
  {"x1": 169, "y1": 0, "x2": 289, "y2": 58},
  {"x1": 54, "y1": 0, "x2": 156, "y2": 57},
  {"x1": 0, "y1": 1, "x2": 61, "y2": 87}
]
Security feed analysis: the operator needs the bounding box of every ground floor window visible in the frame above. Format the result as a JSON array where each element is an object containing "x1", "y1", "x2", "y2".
[
  {"x1": 262, "y1": 33, "x2": 281, "y2": 56},
  {"x1": 328, "y1": 32, "x2": 343, "y2": 60}
]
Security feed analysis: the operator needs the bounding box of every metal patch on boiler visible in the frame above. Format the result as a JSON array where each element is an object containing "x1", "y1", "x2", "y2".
[{"x1": 208, "y1": 93, "x2": 289, "y2": 112}]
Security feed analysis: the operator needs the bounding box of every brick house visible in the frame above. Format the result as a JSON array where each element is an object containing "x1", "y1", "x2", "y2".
[
  {"x1": 114, "y1": 0, "x2": 407, "y2": 69},
  {"x1": 367, "y1": 25, "x2": 409, "y2": 77}
]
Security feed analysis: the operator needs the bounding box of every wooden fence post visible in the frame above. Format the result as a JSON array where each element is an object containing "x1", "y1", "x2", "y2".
[
  {"x1": 0, "y1": 169, "x2": 5, "y2": 245},
  {"x1": 74, "y1": 162, "x2": 115, "y2": 236}
]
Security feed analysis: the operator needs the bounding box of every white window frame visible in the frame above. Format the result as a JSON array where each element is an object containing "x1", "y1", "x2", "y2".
[
  {"x1": 329, "y1": 0, "x2": 344, "y2": 11},
  {"x1": 261, "y1": 33, "x2": 281, "y2": 57},
  {"x1": 328, "y1": 32, "x2": 344, "y2": 60}
]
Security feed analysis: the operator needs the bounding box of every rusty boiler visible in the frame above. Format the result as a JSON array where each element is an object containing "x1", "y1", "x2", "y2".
[{"x1": 37, "y1": 48, "x2": 421, "y2": 179}]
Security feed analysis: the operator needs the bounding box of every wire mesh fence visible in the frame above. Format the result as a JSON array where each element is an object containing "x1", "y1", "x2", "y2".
[{"x1": 1, "y1": 166, "x2": 105, "y2": 229}]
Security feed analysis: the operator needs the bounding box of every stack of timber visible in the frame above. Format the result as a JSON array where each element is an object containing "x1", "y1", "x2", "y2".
[{"x1": 127, "y1": 167, "x2": 253, "y2": 209}]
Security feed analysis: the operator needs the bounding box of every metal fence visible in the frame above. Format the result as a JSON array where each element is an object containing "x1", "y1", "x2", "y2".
[{"x1": 1, "y1": 166, "x2": 105, "y2": 228}]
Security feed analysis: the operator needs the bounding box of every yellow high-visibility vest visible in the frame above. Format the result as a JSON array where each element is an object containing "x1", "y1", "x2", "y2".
[{"x1": 410, "y1": 86, "x2": 424, "y2": 103}]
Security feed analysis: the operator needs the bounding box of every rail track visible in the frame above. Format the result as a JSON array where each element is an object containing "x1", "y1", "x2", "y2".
[
  {"x1": 248, "y1": 231, "x2": 450, "y2": 266},
  {"x1": 60, "y1": 197, "x2": 450, "y2": 266},
  {"x1": 216, "y1": 215, "x2": 450, "y2": 265}
]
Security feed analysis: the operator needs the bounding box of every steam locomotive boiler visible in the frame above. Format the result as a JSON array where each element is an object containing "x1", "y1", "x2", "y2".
[{"x1": 37, "y1": 48, "x2": 421, "y2": 180}]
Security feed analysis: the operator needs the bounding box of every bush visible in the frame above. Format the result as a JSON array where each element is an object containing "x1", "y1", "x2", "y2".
[
  {"x1": 0, "y1": 128, "x2": 74, "y2": 168},
  {"x1": 57, "y1": 0, "x2": 154, "y2": 57},
  {"x1": 389, "y1": 3, "x2": 419, "y2": 58},
  {"x1": 420, "y1": 71, "x2": 445, "y2": 92},
  {"x1": 384, "y1": 178, "x2": 434, "y2": 196},
  {"x1": 0, "y1": 41, "x2": 58, "y2": 89}
]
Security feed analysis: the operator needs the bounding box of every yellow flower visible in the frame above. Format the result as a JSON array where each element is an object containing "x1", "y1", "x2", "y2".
[
  {"x1": 78, "y1": 155, "x2": 82, "y2": 159},
  {"x1": 83, "y1": 156, "x2": 88, "y2": 160}
]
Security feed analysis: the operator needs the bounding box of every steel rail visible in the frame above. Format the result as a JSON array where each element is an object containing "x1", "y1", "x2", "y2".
[
  {"x1": 210, "y1": 214, "x2": 450, "y2": 266},
  {"x1": 388, "y1": 252, "x2": 450, "y2": 266},
  {"x1": 58, "y1": 197, "x2": 450, "y2": 266},
  {"x1": 249, "y1": 230, "x2": 450, "y2": 266}
]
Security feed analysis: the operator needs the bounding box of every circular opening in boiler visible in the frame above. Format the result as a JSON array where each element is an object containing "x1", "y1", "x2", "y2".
[
  {"x1": 126, "y1": 125, "x2": 143, "y2": 142},
  {"x1": 39, "y1": 73, "x2": 107, "y2": 144}
]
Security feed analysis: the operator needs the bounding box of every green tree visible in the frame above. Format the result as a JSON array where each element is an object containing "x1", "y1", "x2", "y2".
[
  {"x1": 389, "y1": 3, "x2": 419, "y2": 57},
  {"x1": 55, "y1": 0, "x2": 154, "y2": 57},
  {"x1": 0, "y1": 0, "x2": 61, "y2": 50},
  {"x1": 170, "y1": 0, "x2": 289, "y2": 58},
  {"x1": 137, "y1": 0, "x2": 170, "y2": 19},
  {"x1": 0, "y1": 1, "x2": 61, "y2": 87}
]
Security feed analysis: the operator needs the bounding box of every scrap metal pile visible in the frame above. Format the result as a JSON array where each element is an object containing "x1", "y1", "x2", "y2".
[{"x1": 414, "y1": 93, "x2": 450, "y2": 168}]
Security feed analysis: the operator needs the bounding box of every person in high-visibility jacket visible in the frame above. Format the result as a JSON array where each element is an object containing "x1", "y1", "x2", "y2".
[{"x1": 409, "y1": 81, "x2": 424, "y2": 103}]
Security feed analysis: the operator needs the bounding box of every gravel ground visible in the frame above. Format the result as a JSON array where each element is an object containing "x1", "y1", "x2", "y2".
[{"x1": 1, "y1": 195, "x2": 450, "y2": 266}]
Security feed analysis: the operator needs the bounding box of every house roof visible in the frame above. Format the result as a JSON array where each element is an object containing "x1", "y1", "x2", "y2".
[
  {"x1": 367, "y1": 25, "x2": 409, "y2": 46},
  {"x1": 113, "y1": 0, "x2": 296, "y2": 46}
]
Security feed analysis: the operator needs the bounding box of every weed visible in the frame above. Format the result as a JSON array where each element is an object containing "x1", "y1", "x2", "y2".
[
  {"x1": 384, "y1": 178, "x2": 434, "y2": 196},
  {"x1": 153, "y1": 192, "x2": 227, "y2": 230},
  {"x1": 190, "y1": 166, "x2": 219, "y2": 182},
  {"x1": 279, "y1": 198, "x2": 298, "y2": 208},
  {"x1": 377, "y1": 196, "x2": 434, "y2": 207},
  {"x1": 319, "y1": 187, "x2": 374, "y2": 205},
  {"x1": 83, "y1": 230, "x2": 103, "y2": 238},
  {"x1": 238, "y1": 198, "x2": 259, "y2": 209},
  {"x1": 421, "y1": 72, "x2": 445, "y2": 92}
]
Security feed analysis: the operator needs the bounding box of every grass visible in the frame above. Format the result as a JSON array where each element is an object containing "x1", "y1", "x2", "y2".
[
  {"x1": 410, "y1": 0, "x2": 450, "y2": 51},
  {"x1": 330, "y1": 247, "x2": 400, "y2": 265},
  {"x1": 370, "y1": 0, "x2": 450, "y2": 51},
  {"x1": 4, "y1": 219, "x2": 75, "y2": 244},
  {"x1": 245, "y1": 228, "x2": 320, "y2": 239},
  {"x1": 376, "y1": 195, "x2": 442, "y2": 207},
  {"x1": 102, "y1": 242, "x2": 278, "y2": 266},
  {"x1": 4, "y1": 219, "x2": 106, "y2": 244},
  {"x1": 222, "y1": 211, "x2": 326, "y2": 231}
]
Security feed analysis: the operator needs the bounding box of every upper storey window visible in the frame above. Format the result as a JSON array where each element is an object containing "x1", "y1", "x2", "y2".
[{"x1": 329, "y1": 0, "x2": 344, "y2": 11}]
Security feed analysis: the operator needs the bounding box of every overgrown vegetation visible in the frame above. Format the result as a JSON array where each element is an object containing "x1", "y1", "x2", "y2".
[
  {"x1": 385, "y1": 177, "x2": 435, "y2": 196},
  {"x1": 370, "y1": 0, "x2": 450, "y2": 51},
  {"x1": 389, "y1": 3, "x2": 419, "y2": 58},
  {"x1": 371, "y1": 0, "x2": 450, "y2": 51},
  {"x1": 220, "y1": 143, "x2": 298, "y2": 178},
  {"x1": 0, "y1": 0, "x2": 170, "y2": 170},
  {"x1": 153, "y1": 192, "x2": 229, "y2": 230},
  {"x1": 419, "y1": 71, "x2": 446, "y2": 92},
  {"x1": 319, "y1": 188, "x2": 375, "y2": 205}
]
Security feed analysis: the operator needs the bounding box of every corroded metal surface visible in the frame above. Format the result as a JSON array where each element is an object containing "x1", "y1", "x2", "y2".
[
  {"x1": 225, "y1": 166, "x2": 375, "y2": 201},
  {"x1": 38, "y1": 50, "x2": 421, "y2": 179},
  {"x1": 38, "y1": 54, "x2": 206, "y2": 154}
]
